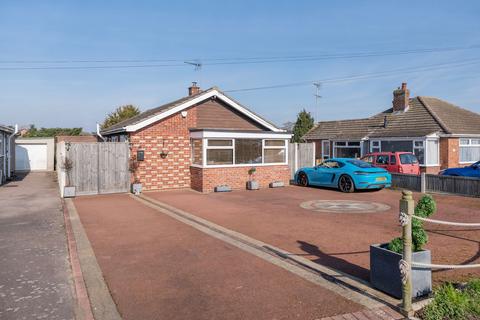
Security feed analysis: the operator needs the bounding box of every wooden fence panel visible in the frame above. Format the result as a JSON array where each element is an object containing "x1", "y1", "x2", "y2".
[
  {"x1": 425, "y1": 174, "x2": 480, "y2": 197},
  {"x1": 391, "y1": 173, "x2": 480, "y2": 197},
  {"x1": 63, "y1": 142, "x2": 129, "y2": 196},
  {"x1": 288, "y1": 143, "x2": 315, "y2": 179},
  {"x1": 98, "y1": 143, "x2": 130, "y2": 194},
  {"x1": 391, "y1": 173, "x2": 421, "y2": 192}
]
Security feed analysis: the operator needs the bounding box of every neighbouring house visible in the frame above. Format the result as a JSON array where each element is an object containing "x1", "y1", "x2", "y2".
[
  {"x1": 100, "y1": 83, "x2": 292, "y2": 192},
  {"x1": 0, "y1": 124, "x2": 16, "y2": 184},
  {"x1": 303, "y1": 83, "x2": 480, "y2": 173}
]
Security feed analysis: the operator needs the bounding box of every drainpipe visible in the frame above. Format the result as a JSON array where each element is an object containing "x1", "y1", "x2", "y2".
[
  {"x1": 7, "y1": 124, "x2": 18, "y2": 179},
  {"x1": 96, "y1": 123, "x2": 106, "y2": 141}
]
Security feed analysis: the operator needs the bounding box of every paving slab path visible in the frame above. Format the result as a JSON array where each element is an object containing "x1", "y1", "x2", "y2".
[
  {"x1": 0, "y1": 173, "x2": 74, "y2": 320},
  {"x1": 74, "y1": 193, "x2": 369, "y2": 320}
]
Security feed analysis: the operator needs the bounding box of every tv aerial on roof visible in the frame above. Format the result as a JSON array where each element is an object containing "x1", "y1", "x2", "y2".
[{"x1": 184, "y1": 60, "x2": 202, "y2": 71}]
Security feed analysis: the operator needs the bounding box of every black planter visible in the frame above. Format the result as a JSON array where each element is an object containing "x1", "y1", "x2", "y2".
[{"x1": 370, "y1": 243, "x2": 432, "y2": 299}]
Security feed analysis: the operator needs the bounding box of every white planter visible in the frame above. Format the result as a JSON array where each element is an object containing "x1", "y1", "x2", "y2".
[
  {"x1": 246, "y1": 180, "x2": 259, "y2": 190},
  {"x1": 131, "y1": 183, "x2": 142, "y2": 195},
  {"x1": 63, "y1": 186, "x2": 76, "y2": 198}
]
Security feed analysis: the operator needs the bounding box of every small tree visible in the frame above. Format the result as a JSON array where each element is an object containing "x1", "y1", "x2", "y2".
[
  {"x1": 292, "y1": 109, "x2": 314, "y2": 142},
  {"x1": 102, "y1": 105, "x2": 141, "y2": 129},
  {"x1": 248, "y1": 167, "x2": 256, "y2": 181},
  {"x1": 62, "y1": 157, "x2": 74, "y2": 187},
  {"x1": 129, "y1": 154, "x2": 140, "y2": 184}
]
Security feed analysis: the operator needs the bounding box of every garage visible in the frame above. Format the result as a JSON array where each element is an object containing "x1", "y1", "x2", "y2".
[{"x1": 15, "y1": 138, "x2": 55, "y2": 172}]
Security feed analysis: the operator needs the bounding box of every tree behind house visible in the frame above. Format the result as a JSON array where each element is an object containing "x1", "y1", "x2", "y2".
[
  {"x1": 292, "y1": 109, "x2": 314, "y2": 142},
  {"x1": 101, "y1": 105, "x2": 140, "y2": 129},
  {"x1": 24, "y1": 125, "x2": 82, "y2": 137}
]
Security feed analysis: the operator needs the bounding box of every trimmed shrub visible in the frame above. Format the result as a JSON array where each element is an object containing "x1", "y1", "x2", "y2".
[{"x1": 388, "y1": 194, "x2": 436, "y2": 253}]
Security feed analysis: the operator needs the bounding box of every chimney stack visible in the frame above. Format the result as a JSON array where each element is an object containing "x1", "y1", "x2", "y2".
[
  {"x1": 188, "y1": 82, "x2": 201, "y2": 96},
  {"x1": 392, "y1": 82, "x2": 410, "y2": 112}
]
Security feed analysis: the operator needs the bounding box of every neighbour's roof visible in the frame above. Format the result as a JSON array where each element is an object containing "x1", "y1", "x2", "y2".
[
  {"x1": 303, "y1": 96, "x2": 480, "y2": 140},
  {"x1": 101, "y1": 87, "x2": 283, "y2": 134}
]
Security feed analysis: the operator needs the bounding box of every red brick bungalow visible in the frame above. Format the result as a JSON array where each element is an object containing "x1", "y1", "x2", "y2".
[
  {"x1": 303, "y1": 83, "x2": 480, "y2": 174},
  {"x1": 100, "y1": 83, "x2": 291, "y2": 192}
]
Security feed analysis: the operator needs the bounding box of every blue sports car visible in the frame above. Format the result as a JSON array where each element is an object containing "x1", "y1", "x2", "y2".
[
  {"x1": 439, "y1": 161, "x2": 480, "y2": 178},
  {"x1": 294, "y1": 158, "x2": 392, "y2": 193}
]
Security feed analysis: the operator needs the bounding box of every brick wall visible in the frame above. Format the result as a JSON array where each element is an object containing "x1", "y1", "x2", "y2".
[
  {"x1": 190, "y1": 165, "x2": 291, "y2": 193},
  {"x1": 420, "y1": 166, "x2": 441, "y2": 174},
  {"x1": 440, "y1": 137, "x2": 459, "y2": 169},
  {"x1": 129, "y1": 107, "x2": 197, "y2": 191}
]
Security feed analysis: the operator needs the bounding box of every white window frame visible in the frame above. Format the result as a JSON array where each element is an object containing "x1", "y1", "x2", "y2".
[
  {"x1": 321, "y1": 140, "x2": 330, "y2": 159},
  {"x1": 365, "y1": 137, "x2": 439, "y2": 167},
  {"x1": 425, "y1": 139, "x2": 440, "y2": 166},
  {"x1": 333, "y1": 141, "x2": 362, "y2": 158},
  {"x1": 192, "y1": 137, "x2": 289, "y2": 168},
  {"x1": 205, "y1": 139, "x2": 235, "y2": 166},
  {"x1": 459, "y1": 138, "x2": 480, "y2": 164},
  {"x1": 370, "y1": 140, "x2": 381, "y2": 153}
]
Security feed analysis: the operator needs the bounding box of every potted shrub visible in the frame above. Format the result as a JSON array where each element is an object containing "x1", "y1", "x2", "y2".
[
  {"x1": 62, "y1": 157, "x2": 76, "y2": 198},
  {"x1": 370, "y1": 195, "x2": 436, "y2": 299},
  {"x1": 129, "y1": 155, "x2": 142, "y2": 195},
  {"x1": 246, "y1": 167, "x2": 259, "y2": 190}
]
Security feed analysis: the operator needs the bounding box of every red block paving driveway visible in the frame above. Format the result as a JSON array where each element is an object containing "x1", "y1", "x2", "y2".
[
  {"x1": 147, "y1": 186, "x2": 480, "y2": 285},
  {"x1": 74, "y1": 194, "x2": 364, "y2": 320}
]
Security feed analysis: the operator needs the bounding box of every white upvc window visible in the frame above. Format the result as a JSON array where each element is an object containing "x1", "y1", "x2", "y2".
[
  {"x1": 206, "y1": 139, "x2": 234, "y2": 165},
  {"x1": 413, "y1": 140, "x2": 425, "y2": 165},
  {"x1": 192, "y1": 137, "x2": 288, "y2": 167},
  {"x1": 370, "y1": 140, "x2": 380, "y2": 153},
  {"x1": 459, "y1": 138, "x2": 480, "y2": 163},
  {"x1": 425, "y1": 139, "x2": 440, "y2": 166},
  {"x1": 321, "y1": 140, "x2": 330, "y2": 159},
  {"x1": 333, "y1": 141, "x2": 361, "y2": 158}
]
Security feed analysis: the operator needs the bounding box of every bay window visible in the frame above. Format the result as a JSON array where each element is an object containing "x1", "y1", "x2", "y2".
[
  {"x1": 460, "y1": 138, "x2": 480, "y2": 163},
  {"x1": 366, "y1": 138, "x2": 439, "y2": 166},
  {"x1": 193, "y1": 137, "x2": 288, "y2": 167}
]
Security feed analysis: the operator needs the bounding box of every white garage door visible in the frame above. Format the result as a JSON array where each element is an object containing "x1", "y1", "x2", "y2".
[{"x1": 15, "y1": 144, "x2": 48, "y2": 171}]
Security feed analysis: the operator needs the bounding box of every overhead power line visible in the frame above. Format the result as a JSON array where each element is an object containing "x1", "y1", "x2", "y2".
[
  {"x1": 0, "y1": 44, "x2": 479, "y2": 68},
  {"x1": 224, "y1": 58, "x2": 480, "y2": 93}
]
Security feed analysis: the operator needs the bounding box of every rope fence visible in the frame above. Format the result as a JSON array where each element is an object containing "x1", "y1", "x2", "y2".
[
  {"x1": 412, "y1": 215, "x2": 480, "y2": 227},
  {"x1": 398, "y1": 191, "x2": 480, "y2": 316}
]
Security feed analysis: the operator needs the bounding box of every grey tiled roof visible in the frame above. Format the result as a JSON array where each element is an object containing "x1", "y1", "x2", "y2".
[{"x1": 303, "y1": 96, "x2": 480, "y2": 140}]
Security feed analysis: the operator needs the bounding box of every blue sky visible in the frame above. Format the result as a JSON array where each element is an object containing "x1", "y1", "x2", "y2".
[{"x1": 1, "y1": 0, "x2": 479, "y2": 132}]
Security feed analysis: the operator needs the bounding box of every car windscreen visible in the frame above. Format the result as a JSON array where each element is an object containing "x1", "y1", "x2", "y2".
[
  {"x1": 400, "y1": 154, "x2": 418, "y2": 164},
  {"x1": 347, "y1": 159, "x2": 374, "y2": 168}
]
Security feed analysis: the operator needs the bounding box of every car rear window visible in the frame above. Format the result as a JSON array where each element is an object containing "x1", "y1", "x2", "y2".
[
  {"x1": 400, "y1": 154, "x2": 418, "y2": 164},
  {"x1": 347, "y1": 159, "x2": 374, "y2": 168}
]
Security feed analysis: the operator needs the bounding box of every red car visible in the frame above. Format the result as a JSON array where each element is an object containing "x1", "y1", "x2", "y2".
[{"x1": 361, "y1": 152, "x2": 420, "y2": 175}]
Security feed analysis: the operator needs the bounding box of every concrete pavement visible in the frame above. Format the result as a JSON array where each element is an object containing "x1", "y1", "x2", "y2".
[{"x1": 0, "y1": 173, "x2": 75, "y2": 320}]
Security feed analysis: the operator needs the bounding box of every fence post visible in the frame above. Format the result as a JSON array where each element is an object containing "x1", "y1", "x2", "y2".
[
  {"x1": 399, "y1": 190, "x2": 414, "y2": 317},
  {"x1": 420, "y1": 172, "x2": 426, "y2": 193}
]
